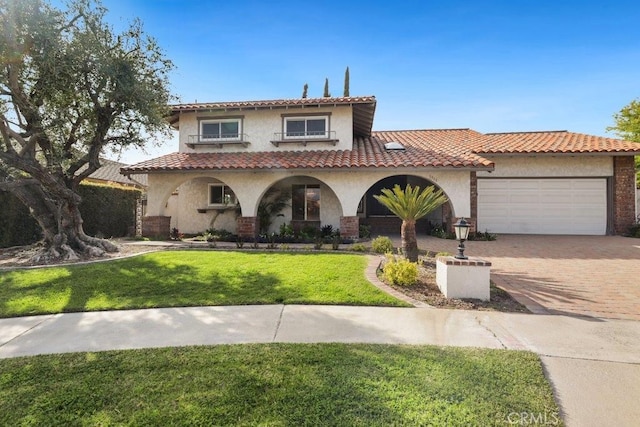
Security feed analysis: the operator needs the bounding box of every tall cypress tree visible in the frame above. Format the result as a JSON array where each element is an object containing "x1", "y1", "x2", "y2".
[
  {"x1": 343, "y1": 66, "x2": 350, "y2": 97},
  {"x1": 323, "y1": 78, "x2": 330, "y2": 97},
  {"x1": 302, "y1": 83, "x2": 308, "y2": 98}
]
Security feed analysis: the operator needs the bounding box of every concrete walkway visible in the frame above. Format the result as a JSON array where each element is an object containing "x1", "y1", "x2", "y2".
[{"x1": 1, "y1": 305, "x2": 639, "y2": 427}]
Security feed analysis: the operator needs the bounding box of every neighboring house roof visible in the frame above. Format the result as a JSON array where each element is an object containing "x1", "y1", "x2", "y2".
[
  {"x1": 82, "y1": 159, "x2": 148, "y2": 188},
  {"x1": 476, "y1": 131, "x2": 640, "y2": 155},
  {"x1": 121, "y1": 129, "x2": 494, "y2": 174},
  {"x1": 167, "y1": 96, "x2": 377, "y2": 138}
]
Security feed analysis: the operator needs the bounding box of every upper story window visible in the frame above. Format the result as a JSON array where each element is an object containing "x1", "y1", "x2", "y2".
[
  {"x1": 200, "y1": 118, "x2": 241, "y2": 140},
  {"x1": 285, "y1": 116, "x2": 328, "y2": 139}
]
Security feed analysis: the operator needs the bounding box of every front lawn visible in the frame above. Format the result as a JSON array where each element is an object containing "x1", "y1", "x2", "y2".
[
  {"x1": 0, "y1": 251, "x2": 408, "y2": 317},
  {"x1": 0, "y1": 343, "x2": 562, "y2": 426}
]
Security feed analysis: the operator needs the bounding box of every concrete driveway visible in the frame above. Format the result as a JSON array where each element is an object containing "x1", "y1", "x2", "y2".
[{"x1": 415, "y1": 235, "x2": 640, "y2": 320}]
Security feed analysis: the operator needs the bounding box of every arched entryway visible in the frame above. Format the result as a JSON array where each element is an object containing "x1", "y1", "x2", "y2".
[
  {"x1": 358, "y1": 175, "x2": 453, "y2": 236},
  {"x1": 256, "y1": 175, "x2": 343, "y2": 235}
]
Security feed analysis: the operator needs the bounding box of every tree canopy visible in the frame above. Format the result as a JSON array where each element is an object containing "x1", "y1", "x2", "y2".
[
  {"x1": 609, "y1": 99, "x2": 640, "y2": 143},
  {"x1": 0, "y1": 0, "x2": 174, "y2": 261},
  {"x1": 609, "y1": 99, "x2": 640, "y2": 187}
]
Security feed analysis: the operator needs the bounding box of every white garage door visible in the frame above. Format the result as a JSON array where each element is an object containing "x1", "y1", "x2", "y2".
[{"x1": 477, "y1": 178, "x2": 607, "y2": 235}]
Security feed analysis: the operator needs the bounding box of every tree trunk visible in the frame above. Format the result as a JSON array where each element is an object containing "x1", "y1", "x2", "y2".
[
  {"x1": 401, "y1": 220, "x2": 419, "y2": 262},
  {"x1": 8, "y1": 181, "x2": 118, "y2": 263}
]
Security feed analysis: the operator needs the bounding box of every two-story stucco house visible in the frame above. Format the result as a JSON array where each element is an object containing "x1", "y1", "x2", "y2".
[{"x1": 121, "y1": 96, "x2": 639, "y2": 239}]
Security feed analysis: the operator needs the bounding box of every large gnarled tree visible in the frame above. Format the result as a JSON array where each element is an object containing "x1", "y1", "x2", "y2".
[
  {"x1": 374, "y1": 184, "x2": 448, "y2": 262},
  {"x1": 0, "y1": 0, "x2": 173, "y2": 262}
]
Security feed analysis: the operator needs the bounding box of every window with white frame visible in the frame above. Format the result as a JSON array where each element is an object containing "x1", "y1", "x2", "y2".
[
  {"x1": 292, "y1": 184, "x2": 320, "y2": 221},
  {"x1": 208, "y1": 184, "x2": 236, "y2": 206},
  {"x1": 284, "y1": 116, "x2": 328, "y2": 139},
  {"x1": 200, "y1": 118, "x2": 241, "y2": 140}
]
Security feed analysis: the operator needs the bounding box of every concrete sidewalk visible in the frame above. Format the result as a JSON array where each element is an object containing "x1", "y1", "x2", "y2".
[{"x1": 1, "y1": 305, "x2": 639, "y2": 427}]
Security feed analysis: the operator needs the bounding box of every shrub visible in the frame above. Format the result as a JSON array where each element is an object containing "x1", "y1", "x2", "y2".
[
  {"x1": 469, "y1": 230, "x2": 497, "y2": 241},
  {"x1": 359, "y1": 224, "x2": 371, "y2": 239},
  {"x1": 351, "y1": 243, "x2": 367, "y2": 252},
  {"x1": 430, "y1": 225, "x2": 455, "y2": 240},
  {"x1": 205, "y1": 228, "x2": 234, "y2": 241},
  {"x1": 629, "y1": 222, "x2": 640, "y2": 238},
  {"x1": 371, "y1": 236, "x2": 394, "y2": 254},
  {"x1": 78, "y1": 184, "x2": 140, "y2": 238},
  {"x1": 0, "y1": 183, "x2": 140, "y2": 248},
  {"x1": 435, "y1": 251, "x2": 453, "y2": 258},
  {"x1": 382, "y1": 254, "x2": 418, "y2": 286},
  {"x1": 320, "y1": 224, "x2": 333, "y2": 237}
]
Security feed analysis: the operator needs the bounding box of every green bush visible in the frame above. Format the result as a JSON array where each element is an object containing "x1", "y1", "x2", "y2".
[
  {"x1": 0, "y1": 184, "x2": 141, "y2": 248},
  {"x1": 371, "y1": 235, "x2": 394, "y2": 254},
  {"x1": 629, "y1": 222, "x2": 640, "y2": 238},
  {"x1": 359, "y1": 224, "x2": 371, "y2": 239},
  {"x1": 350, "y1": 243, "x2": 367, "y2": 252},
  {"x1": 435, "y1": 251, "x2": 453, "y2": 258},
  {"x1": 78, "y1": 184, "x2": 140, "y2": 238},
  {"x1": 0, "y1": 191, "x2": 42, "y2": 247},
  {"x1": 383, "y1": 254, "x2": 418, "y2": 286}
]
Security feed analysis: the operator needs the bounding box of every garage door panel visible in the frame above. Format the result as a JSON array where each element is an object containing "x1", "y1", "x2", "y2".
[{"x1": 478, "y1": 178, "x2": 606, "y2": 235}]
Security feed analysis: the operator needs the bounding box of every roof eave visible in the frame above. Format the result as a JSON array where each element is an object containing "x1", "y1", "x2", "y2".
[{"x1": 475, "y1": 151, "x2": 640, "y2": 156}]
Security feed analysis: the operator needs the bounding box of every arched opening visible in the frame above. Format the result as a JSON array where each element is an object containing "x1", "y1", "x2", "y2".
[
  {"x1": 164, "y1": 176, "x2": 241, "y2": 235},
  {"x1": 358, "y1": 175, "x2": 453, "y2": 236},
  {"x1": 256, "y1": 175, "x2": 342, "y2": 236}
]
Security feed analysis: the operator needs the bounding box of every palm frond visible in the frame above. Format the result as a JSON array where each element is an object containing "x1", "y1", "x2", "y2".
[{"x1": 373, "y1": 184, "x2": 448, "y2": 221}]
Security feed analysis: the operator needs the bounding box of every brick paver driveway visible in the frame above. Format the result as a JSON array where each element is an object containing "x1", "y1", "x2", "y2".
[{"x1": 415, "y1": 235, "x2": 640, "y2": 320}]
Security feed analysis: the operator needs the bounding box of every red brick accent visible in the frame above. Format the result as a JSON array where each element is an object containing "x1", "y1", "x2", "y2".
[
  {"x1": 142, "y1": 216, "x2": 171, "y2": 239},
  {"x1": 470, "y1": 171, "x2": 478, "y2": 223},
  {"x1": 613, "y1": 156, "x2": 636, "y2": 234},
  {"x1": 237, "y1": 216, "x2": 258, "y2": 238},
  {"x1": 442, "y1": 202, "x2": 452, "y2": 231},
  {"x1": 340, "y1": 216, "x2": 360, "y2": 239},
  {"x1": 437, "y1": 256, "x2": 491, "y2": 267}
]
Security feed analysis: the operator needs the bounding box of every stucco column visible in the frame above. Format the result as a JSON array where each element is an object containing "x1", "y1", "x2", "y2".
[
  {"x1": 237, "y1": 216, "x2": 258, "y2": 239},
  {"x1": 340, "y1": 216, "x2": 360, "y2": 240}
]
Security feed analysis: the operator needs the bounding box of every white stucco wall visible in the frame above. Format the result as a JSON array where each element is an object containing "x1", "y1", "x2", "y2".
[
  {"x1": 476, "y1": 155, "x2": 613, "y2": 178},
  {"x1": 177, "y1": 106, "x2": 354, "y2": 153},
  {"x1": 145, "y1": 168, "x2": 472, "y2": 234}
]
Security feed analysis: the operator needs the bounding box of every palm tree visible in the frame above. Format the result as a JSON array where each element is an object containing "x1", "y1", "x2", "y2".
[{"x1": 374, "y1": 184, "x2": 448, "y2": 262}]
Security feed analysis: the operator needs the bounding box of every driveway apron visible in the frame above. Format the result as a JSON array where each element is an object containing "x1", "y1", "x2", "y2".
[{"x1": 415, "y1": 235, "x2": 640, "y2": 321}]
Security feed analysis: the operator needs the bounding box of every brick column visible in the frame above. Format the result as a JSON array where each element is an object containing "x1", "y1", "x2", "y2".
[
  {"x1": 613, "y1": 156, "x2": 636, "y2": 234},
  {"x1": 142, "y1": 216, "x2": 171, "y2": 239},
  {"x1": 470, "y1": 171, "x2": 478, "y2": 226},
  {"x1": 442, "y1": 201, "x2": 452, "y2": 231},
  {"x1": 237, "y1": 216, "x2": 258, "y2": 239},
  {"x1": 340, "y1": 216, "x2": 360, "y2": 240}
]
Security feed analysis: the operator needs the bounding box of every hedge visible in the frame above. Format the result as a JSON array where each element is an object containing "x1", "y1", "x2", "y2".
[{"x1": 0, "y1": 183, "x2": 141, "y2": 248}]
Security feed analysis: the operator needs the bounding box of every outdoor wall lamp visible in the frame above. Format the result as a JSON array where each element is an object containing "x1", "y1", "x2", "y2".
[{"x1": 454, "y1": 217, "x2": 471, "y2": 260}]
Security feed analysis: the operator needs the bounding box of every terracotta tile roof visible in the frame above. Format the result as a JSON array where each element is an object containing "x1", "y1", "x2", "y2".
[
  {"x1": 170, "y1": 96, "x2": 376, "y2": 112},
  {"x1": 121, "y1": 129, "x2": 640, "y2": 175},
  {"x1": 476, "y1": 131, "x2": 640, "y2": 155},
  {"x1": 121, "y1": 129, "x2": 494, "y2": 174},
  {"x1": 168, "y1": 96, "x2": 377, "y2": 137}
]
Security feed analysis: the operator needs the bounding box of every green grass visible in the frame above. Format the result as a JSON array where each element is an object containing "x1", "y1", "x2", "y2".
[
  {"x1": 0, "y1": 343, "x2": 562, "y2": 426},
  {"x1": 0, "y1": 251, "x2": 408, "y2": 317}
]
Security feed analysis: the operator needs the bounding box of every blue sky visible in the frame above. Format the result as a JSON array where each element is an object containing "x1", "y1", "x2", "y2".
[{"x1": 96, "y1": 0, "x2": 640, "y2": 164}]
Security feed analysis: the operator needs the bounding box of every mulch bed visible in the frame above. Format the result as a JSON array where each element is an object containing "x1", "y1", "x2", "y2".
[{"x1": 386, "y1": 259, "x2": 530, "y2": 313}]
